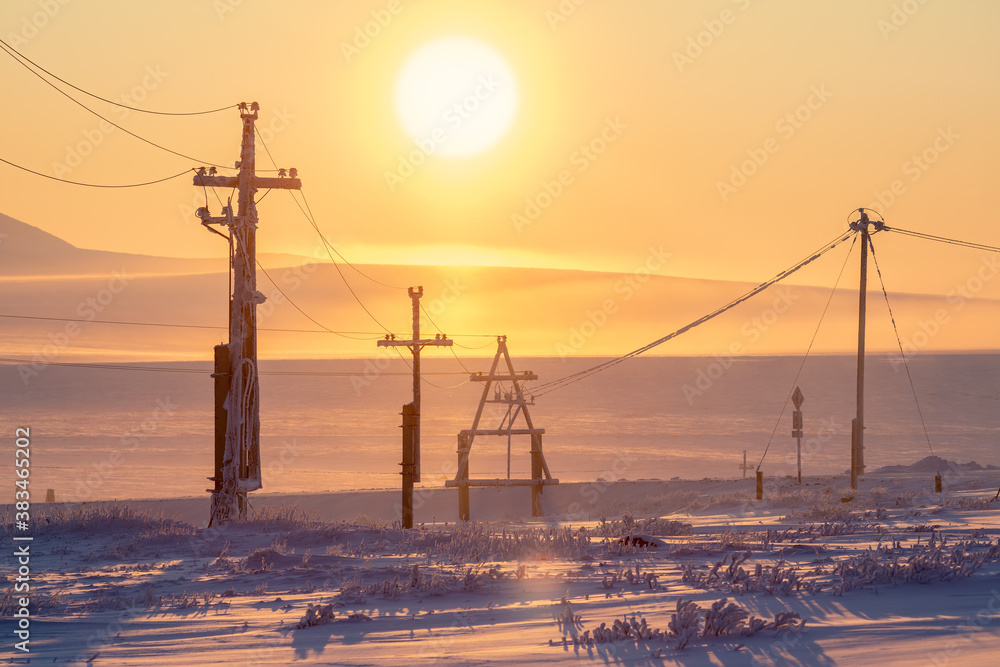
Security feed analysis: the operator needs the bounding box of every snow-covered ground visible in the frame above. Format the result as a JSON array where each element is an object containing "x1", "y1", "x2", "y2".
[{"x1": 4, "y1": 463, "x2": 1000, "y2": 666}]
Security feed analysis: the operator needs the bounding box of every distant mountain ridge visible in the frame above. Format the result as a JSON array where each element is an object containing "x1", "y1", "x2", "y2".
[
  {"x1": 4, "y1": 212, "x2": 1000, "y2": 360},
  {"x1": 0, "y1": 213, "x2": 310, "y2": 276}
]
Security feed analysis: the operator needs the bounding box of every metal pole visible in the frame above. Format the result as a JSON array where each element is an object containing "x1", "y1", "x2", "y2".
[{"x1": 797, "y1": 435, "x2": 802, "y2": 485}]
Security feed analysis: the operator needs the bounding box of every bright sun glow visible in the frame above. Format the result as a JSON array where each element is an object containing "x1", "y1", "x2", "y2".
[{"x1": 395, "y1": 36, "x2": 518, "y2": 158}]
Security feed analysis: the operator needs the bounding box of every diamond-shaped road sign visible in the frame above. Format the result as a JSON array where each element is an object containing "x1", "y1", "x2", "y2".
[{"x1": 792, "y1": 386, "x2": 804, "y2": 409}]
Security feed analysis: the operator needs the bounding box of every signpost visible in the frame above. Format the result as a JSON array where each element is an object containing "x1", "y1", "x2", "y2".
[{"x1": 792, "y1": 386, "x2": 804, "y2": 485}]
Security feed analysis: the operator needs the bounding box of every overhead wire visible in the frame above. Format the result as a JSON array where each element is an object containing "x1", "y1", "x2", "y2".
[
  {"x1": 754, "y1": 233, "x2": 858, "y2": 472},
  {"x1": 0, "y1": 37, "x2": 235, "y2": 116},
  {"x1": 0, "y1": 313, "x2": 385, "y2": 337},
  {"x1": 0, "y1": 40, "x2": 230, "y2": 168},
  {"x1": 867, "y1": 234, "x2": 938, "y2": 466},
  {"x1": 0, "y1": 356, "x2": 469, "y2": 377},
  {"x1": 883, "y1": 226, "x2": 1000, "y2": 254},
  {"x1": 249, "y1": 128, "x2": 471, "y2": 388},
  {"x1": 297, "y1": 189, "x2": 407, "y2": 290},
  {"x1": 532, "y1": 229, "x2": 855, "y2": 398},
  {"x1": 0, "y1": 157, "x2": 192, "y2": 188},
  {"x1": 249, "y1": 127, "x2": 395, "y2": 332},
  {"x1": 254, "y1": 261, "x2": 383, "y2": 340}
]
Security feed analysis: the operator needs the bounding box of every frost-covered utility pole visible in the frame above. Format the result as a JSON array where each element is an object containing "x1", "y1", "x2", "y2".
[
  {"x1": 194, "y1": 102, "x2": 302, "y2": 524},
  {"x1": 848, "y1": 208, "x2": 883, "y2": 491},
  {"x1": 377, "y1": 287, "x2": 453, "y2": 528}
]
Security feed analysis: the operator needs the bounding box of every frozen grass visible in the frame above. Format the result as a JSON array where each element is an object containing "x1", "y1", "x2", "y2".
[
  {"x1": 558, "y1": 597, "x2": 804, "y2": 651},
  {"x1": 592, "y1": 514, "x2": 692, "y2": 538},
  {"x1": 409, "y1": 522, "x2": 592, "y2": 562},
  {"x1": 2, "y1": 501, "x2": 194, "y2": 540}
]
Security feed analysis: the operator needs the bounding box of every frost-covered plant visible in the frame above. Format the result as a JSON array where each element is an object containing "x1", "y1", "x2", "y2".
[
  {"x1": 296, "y1": 603, "x2": 335, "y2": 629},
  {"x1": 569, "y1": 615, "x2": 666, "y2": 646},
  {"x1": 593, "y1": 514, "x2": 692, "y2": 538},
  {"x1": 411, "y1": 522, "x2": 592, "y2": 562},
  {"x1": 682, "y1": 551, "x2": 820, "y2": 596},
  {"x1": 702, "y1": 598, "x2": 749, "y2": 637},
  {"x1": 337, "y1": 576, "x2": 367, "y2": 605},
  {"x1": 668, "y1": 598, "x2": 701, "y2": 649}
]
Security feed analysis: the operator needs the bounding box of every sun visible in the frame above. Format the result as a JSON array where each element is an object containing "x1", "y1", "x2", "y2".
[{"x1": 394, "y1": 36, "x2": 518, "y2": 159}]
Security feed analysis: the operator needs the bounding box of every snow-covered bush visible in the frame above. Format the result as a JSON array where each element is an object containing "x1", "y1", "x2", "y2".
[
  {"x1": 593, "y1": 514, "x2": 692, "y2": 538},
  {"x1": 681, "y1": 551, "x2": 821, "y2": 596},
  {"x1": 296, "y1": 603, "x2": 335, "y2": 629},
  {"x1": 599, "y1": 563, "x2": 659, "y2": 590},
  {"x1": 668, "y1": 598, "x2": 701, "y2": 649},
  {"x1": 831, "y1": 541, "x2": 1000, "y2": 593},
  {"x1": 702, "y1": 598, "x2": 748, "y2": 636},
  {"x1": 412, "y1": 522, "x2": 592, "y2": 562}
]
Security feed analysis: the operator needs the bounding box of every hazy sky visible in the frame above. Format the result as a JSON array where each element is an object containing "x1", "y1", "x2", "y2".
[{"x1": 2, "y1": 0, "x2": 999, "y2": 298}]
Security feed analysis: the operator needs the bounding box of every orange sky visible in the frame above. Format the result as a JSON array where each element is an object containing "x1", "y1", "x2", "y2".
[{"x1": 2, "y1": 0, "x2": 1000, "y2": 357}]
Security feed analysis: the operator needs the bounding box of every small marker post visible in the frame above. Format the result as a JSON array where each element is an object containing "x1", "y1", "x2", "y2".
[{"x1": 792, "y1": 386, "x2": 804, "y2": 485}]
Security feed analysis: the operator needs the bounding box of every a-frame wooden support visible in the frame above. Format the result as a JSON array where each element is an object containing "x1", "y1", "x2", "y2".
[{"x1": 446, "y1": 337, "x2": 558, "y2": 520}]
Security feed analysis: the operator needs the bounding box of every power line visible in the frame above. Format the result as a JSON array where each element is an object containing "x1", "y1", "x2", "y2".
[
  {"x1": 532, "y1": 229, "x2": 855, "y2": 398},
  {"x1": 257, "y1": 129, "x2": 405, "y2": 289},
  {"x1": 884, "y1": 226, "x2": 1000, "y2": 254},
  {"x1": 755, "y1": 234, "x2": 858, "y2": 472},
  {"x1": 286, "y1": 190, "x2": 393, "y2": 331},
  {"x1": 0, "y1": 313, "x2": 495, "y2": 339},
  {"x1": 0, "y1": 357, "x2": 474, "y2": 377},
  {"x1": 0, "y1": 157, "x2": 192, "y2": 188},
  {"x1": 867, "y1": 234, "x2": 937, "y2": 466},
  {"x1": 255, "y1": 260, "x2": 383, "y2": 341},
  {"x1": 0, "y1": 312, "x2": 383, "y2": 336},
  {"x1": 297, "y1": 190, "x2": 407, "y2": 290},
  {"x1": 0, "y1": 38, "x2": 236, "y2": 116},
  {"x1": 248, "y1": 127, "x2": 397, "y2": 331},
  {"x1": 0, "y1": 40, "x2": 229, "y2": 168}
]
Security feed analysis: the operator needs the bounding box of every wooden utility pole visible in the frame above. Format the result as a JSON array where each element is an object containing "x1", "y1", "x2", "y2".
[
  {"x1": 195, "y1": 102, "x2": 302, "y2": 524},
  {"x1": 377, "y1": 286, "x2": 453, "y2": 528},
  {"x1": 738, "y1": 450, "x2": 751, "y2": 478},
  {"x1": 848, "y1": 209, "x2": 883, "y2": 490}
]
